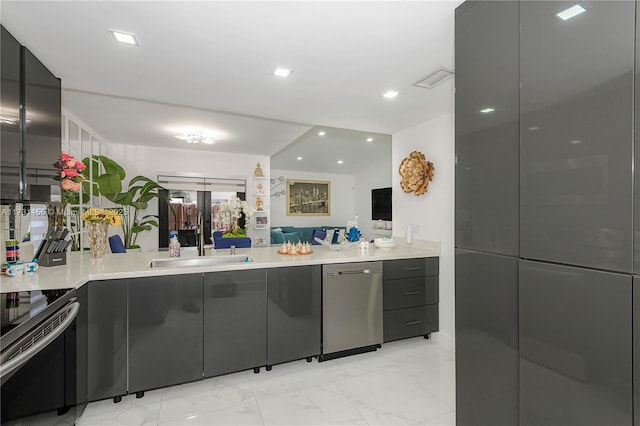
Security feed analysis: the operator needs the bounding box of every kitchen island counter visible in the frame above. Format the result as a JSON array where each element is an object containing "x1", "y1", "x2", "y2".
[{"x1": 2, "y1": 243, "x2": 439, "y2": 292}]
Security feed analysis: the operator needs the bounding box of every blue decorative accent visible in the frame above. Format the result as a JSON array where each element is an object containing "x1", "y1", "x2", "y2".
[
  {"x1": 311, "y1": 229, "x2": 326, "y2": 245},
  {"x1": 346, "y1": 227, "x2": 362, "y2": 242},
  {"x1": 109, "y1": 235, "x2": 127, "y2": 253}
]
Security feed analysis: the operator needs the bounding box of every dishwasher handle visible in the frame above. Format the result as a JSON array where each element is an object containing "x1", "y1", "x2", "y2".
[
  {"x1": 0, "y1": 301, "x2": 80, "y2": 380},
  {"x1": 337, "y1": 269, "x2": 371, "y2": 276}
]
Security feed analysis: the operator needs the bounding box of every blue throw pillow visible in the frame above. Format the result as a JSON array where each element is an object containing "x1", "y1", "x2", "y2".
[
  {"x1": 311, "y1": 229, "x2": 326, "y2": 245},
  {"x1": 271, "y1": 230, "x2": 286, "y2": 244},
  {"x1": 280, "y1": 226, "x2": 295, "y2": 234},
  {"x1": 283, "y1": 232, "x2": 300, "y2": 244}
]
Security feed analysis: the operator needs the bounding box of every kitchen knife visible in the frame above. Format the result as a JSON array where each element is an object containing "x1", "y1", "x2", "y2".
[{"x1": 36, "y1": 240, "x2": 51, "y2": 260}]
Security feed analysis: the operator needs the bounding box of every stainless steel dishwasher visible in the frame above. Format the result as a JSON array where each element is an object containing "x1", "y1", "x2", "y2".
[{"x1": 321, "y1": 262, "x2": 383, "y2": 360}]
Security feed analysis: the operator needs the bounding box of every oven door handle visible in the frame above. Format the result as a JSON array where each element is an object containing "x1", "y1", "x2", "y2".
[{"x1": 0, "y1": 301, "x2": 80, "y2": 380}]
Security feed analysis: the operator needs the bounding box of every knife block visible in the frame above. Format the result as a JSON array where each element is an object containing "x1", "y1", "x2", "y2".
[{"x1": 39, "y1": 252, "x2": 66, "y2": 267}]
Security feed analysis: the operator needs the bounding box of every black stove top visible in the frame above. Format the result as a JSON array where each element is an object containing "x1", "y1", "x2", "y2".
[{"x1": 0, "y1": 289, "x2": 74, "y2": 338}]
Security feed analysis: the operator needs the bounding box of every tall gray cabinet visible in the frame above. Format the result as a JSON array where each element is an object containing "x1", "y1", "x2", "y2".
[
  {"x1": 454, "y1": 2, "x2": 520, "y2": 425},
  {"x1": 455, "y1": 1, "x2": 638, "y2": 425}
]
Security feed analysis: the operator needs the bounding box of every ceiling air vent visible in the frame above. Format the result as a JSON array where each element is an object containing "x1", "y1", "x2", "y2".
[{"x1": 414, "y1": 67, "x2": 455, "y2": 89}]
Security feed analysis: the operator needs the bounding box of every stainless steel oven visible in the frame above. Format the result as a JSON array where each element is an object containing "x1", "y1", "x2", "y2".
[{"x1": 0, "y1": 288, "x2": 85, "y2": 424}]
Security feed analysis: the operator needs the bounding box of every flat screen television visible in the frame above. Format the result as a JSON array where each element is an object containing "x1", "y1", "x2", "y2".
[{"x1": 371, "y1": 187, "x2": 392, "y2": 221}]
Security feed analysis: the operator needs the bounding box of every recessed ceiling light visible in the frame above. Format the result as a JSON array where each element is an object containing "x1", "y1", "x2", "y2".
[
  {"x1": 366, "y1": 137, "x2": 374, "y2": 142},
  {"x1": 318, "y1": 131, "x2": 326, "y2": 136},
  {"x1": 337, "y1": 160, "x2": 344, "y2": 164},
  {"x1": 556, "y1": 4, "x2": 586, "y2": 21},
  {"x1": 274, "y1": 68, "x2": 291, "y2": 78},
  {"x1": 382, "y1": 91, "x2": 398, "y2": 99},
  {"x1": 480, "y1": 107, "x2": 495, "y2": 114},
  {"x1": 296, "y1": 157, "x2": 303, "y2": 160},
  {"x1": 109, "y1": 29, "x2": 139, "y2": 46}
]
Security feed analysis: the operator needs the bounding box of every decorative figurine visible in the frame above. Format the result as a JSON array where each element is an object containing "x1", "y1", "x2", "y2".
[
  {"x1": 254, "y1": 163, "x2": 265, "y2": 177},
  {"x1": 398, "y1": 151, "x2": 435, "y2": 195},
  {"x1": 256, "y1": 197, "x2": 264, "y2": 211}
]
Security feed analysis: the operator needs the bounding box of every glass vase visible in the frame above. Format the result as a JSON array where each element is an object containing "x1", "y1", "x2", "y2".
[{"x1": 87, "y1": 222, "x2": 109, "y2": 258}]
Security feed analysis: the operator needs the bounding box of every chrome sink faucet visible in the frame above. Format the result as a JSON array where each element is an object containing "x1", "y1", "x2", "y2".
[{"x1": 196, "y1": 212, "x2": 205, "y2": 256}]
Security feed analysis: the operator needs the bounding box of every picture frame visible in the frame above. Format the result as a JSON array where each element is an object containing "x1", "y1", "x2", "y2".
[
  {"x1": 255, "y1": 212, "x2": 268, "y2": 229},
  {"x1": 286, "y1": 179, "x2": 330, "y2": 216}
]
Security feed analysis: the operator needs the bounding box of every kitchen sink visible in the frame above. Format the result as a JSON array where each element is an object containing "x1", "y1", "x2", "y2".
[{"x1": 149, "y1": 255, "x2": 251, "y2": 268}]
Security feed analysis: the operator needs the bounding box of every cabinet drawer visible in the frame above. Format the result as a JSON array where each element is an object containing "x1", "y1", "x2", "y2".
[
  {"x1": 383, "y1": 258, "x2": 439, "y2": 280},
  {"x1": 383, "y1": 305, "x2": 438, "y2": 342},
  {"x1": 383, "y1": 276, "x2": 438, "y2": 310}
]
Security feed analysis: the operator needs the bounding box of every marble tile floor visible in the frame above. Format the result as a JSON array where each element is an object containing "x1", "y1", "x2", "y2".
[{"x1": 77, "y1": 337, "x2": 455, "y2": 426}]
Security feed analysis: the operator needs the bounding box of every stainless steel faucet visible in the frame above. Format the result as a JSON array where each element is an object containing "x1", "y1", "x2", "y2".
[{"x1": 197, "y1": 212, "x2": 205, "y2": 256}]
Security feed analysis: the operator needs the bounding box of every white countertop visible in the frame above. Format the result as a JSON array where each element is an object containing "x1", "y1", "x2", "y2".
[{"x1": 0, "y1": 244, "x2": 439, "y2": 293}]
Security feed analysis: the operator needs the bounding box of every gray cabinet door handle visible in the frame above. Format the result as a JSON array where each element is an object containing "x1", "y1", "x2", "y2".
[
  {"x1": 404, "y1": 291, "x2": 422, "y2": 295},
  {"x1": 405, "y1": 320, "x2": 422, "y2": 326},
  {"x1": 403, "y1": 267, "x2": 422, "y2": 271}
]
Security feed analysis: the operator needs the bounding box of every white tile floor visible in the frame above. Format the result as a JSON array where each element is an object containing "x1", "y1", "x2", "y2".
[{"x1": 77, "y1": 337, "x2": 456, "y2": 426}]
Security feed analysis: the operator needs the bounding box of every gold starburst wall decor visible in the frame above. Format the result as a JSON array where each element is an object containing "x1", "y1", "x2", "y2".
[{"x1": 398, "y1": 151, "x2": 435, "y2": 196}]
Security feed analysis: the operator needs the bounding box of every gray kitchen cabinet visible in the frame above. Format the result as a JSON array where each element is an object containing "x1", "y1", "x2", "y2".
[
  {"x1": 128, "y1": 274, "x2": 203, "y2": 393},
  {"x1": 382, "y1": 258, "x2": 438, "y2": 342},
  {"x1": 203, "y1": 269, "x2": 267, "y2": 377},
  {"x1": 454, "y1": 1, "x2": 520, "y2": 256},
  {"x1": 634, "y1": 276, "x2": 640, "y2": 426},
  {"x1": 86, "y1": 280, "x2": 127, "y2": 402},
  {"x1": 520, "y1": 1, "x2": 635, "y2": 273},
  {"x1": 636, "y1": 1, "x2": 640, "y2": 275},
  {"x1": 0, "y1": 26, "x2": 21, "y2": 201},
  {"x1": 267, "y1": 266, "x2": 321, "y2": 366},
  {"x1": 519, "y1": 260, "x2": 632, "y2": 426},
  {"x1": 455, "y1": 250, "x2": 518, "y2": 426}
]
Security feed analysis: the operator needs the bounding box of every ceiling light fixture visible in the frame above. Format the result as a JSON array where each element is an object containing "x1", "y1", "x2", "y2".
[
  {"x1": 109, "y1": 29, "x2": 139, "y2": 46},
  {"x1": 296, "y1": 157, "x2": 303, "y2": 160},
  {"x1": 173, "y1": 133, "x2": 216, "y2": 144},
  {"x1": 318, "y1": 131, "x2": 326, "y2": 136},
  {"x1": 366, "y1": 137, "x2": 374, "y2": 142},
  {"x1": 337, "y1": 160, "x2": 344, "y2": 164},
  {"x1": 556, "y1": 4, "x2": 586, "y2": 21},
  {"x1": 480, "y1": 107, "x2": 495, "y2": 114},
  {"x1": 414, "y1": 67, "x2": 455, "y2": 89},
  {"x1": 274, "y1": 68, "x2": 291, "y2": 78},
  {"x1": 382, "y1": 91, "x2": 398, "y2": 99}
]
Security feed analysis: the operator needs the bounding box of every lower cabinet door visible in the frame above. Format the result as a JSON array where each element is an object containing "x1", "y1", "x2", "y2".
[
  {"x1": 519, "y1": 261, "x2": 632, "y2": 426},
  {"x1": 455, "y1": 250, "x2": 518, "y2": 426},
  {"x1": 267, "y1": 266, "x2": 321, "y2": 365},
  {"x1": 87, "y1": 280, "x2": 127, "y2": 401},
  {"x1": 204, "y1": 269, "x2": 267, "y2": 377},
  {"x1": 633, "y1": 276, "x2": 639, "y2": 426},
  {"x1": 128, "y1": 274, "x2": 203, "y2": 393},
  {"x1": 383, "y1": 305, "x2": 438, "y2": 342}
]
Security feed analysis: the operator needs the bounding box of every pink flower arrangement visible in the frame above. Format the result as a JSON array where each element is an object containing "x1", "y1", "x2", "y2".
[{"x1": 53, "y1": 152, "x2": 86, "y2": 198}]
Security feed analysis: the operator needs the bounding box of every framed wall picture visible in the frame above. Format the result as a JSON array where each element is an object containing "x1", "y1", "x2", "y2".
[
  {"x1": 255, "y1": 212, "x2": 268, "y2": 229},
  {"x1": 286, "y1": 179, "x2": 330, "y2": 216}
]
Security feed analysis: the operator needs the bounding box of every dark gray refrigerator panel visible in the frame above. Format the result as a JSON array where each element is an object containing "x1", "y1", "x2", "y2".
[
  {"x1": 204, "y1": 269, "x2": 267, "y2": 377},
  {"x1": 519, "y1": 260, "x2": 632, "y2": 426},
  {"x1": 0, "y1": 26, "x2": 21, "y2": 201},
  {"x1": 455, "y1": 1, "x2": 520, "y2": 255},
  {"x1": 634, "y1": 276, "x2": 639, "y2": 426},
  {"x1": 455, "y1": 249, "x2": 518, "y2": 426},
  {"x1": 520, "y1": 1, "x2": 635, "y2": 273},
  {"x1": 128, "y1": 274, "x2": 203, "y2": 393}
]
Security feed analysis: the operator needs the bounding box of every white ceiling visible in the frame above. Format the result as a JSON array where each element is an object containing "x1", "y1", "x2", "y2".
[{"x1": 1, "y1": 1, "x2": 460, "y2": 158}]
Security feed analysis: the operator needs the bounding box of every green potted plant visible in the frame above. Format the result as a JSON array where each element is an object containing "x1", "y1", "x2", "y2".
[{"x1": 82, "y1": 155, "x2": 171, "y2": 250}]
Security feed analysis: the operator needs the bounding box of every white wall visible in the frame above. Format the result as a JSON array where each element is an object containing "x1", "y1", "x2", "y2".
[
  {"x1": 392, "y1": 113, "x2": 455, "y2": 341},
  {"x1": 105, "y1": 143, "x2": 270, "y2": 251},
  {"x1": 271, "y1": 169, "x2": 355, "y2": 228},
  {"x1": 353, "y1": 157, "x2": 392, "y2": 240}
]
